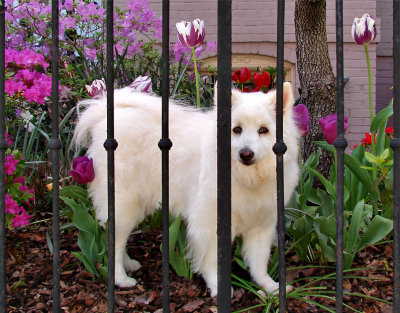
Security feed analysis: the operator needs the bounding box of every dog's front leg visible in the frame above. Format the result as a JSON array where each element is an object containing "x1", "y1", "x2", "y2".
[{"x1": 242, "y1": 224, "x2": 292, "y2": 295}]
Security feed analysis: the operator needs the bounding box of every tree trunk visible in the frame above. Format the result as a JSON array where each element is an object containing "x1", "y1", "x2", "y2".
[{"x1": 295, "y1": 0, "x2": 336, "y2": 177}]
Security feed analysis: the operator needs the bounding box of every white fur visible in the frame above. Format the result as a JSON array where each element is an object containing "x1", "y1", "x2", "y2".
[{"x1": 73, "y1": 83, "x2": 300, "y2": 296}]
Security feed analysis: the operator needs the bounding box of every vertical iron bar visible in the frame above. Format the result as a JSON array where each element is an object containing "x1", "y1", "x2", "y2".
[
  {"x1": 104, "y1": 1, "x2": 117, "y2": 312},
  {"x1": 334, "y1": 1, "x2": 346, "y2": 312},
  {"x1": 0, "y1": 2, "x2": 6, "y2": 312},
  {"x1": 50, "y1": 1, "x2": 62, "y2": 312},
  {"x1": 392, "y1": 0, "x2": 400, "y2": 311},
  {"x1": 273, "y1": 0, "x2": 287, "y2": 312},
  {"x1": 158, "y1": 0, "x2": 171, "y2": 312},
  {"x1": 217, "y1": 0, "x2": 232, "y2": 311}
]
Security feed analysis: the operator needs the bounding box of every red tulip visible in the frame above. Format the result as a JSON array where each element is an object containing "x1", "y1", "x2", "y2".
[
  {"x1": 253, "y1": 71, "x2": 271, "y2": 89},
  {"x1": 232, "y1": 67, "x2": 251, "y2": 84}
]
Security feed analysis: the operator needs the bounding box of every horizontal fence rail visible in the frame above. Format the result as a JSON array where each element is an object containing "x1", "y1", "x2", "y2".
[{"x1": 0, "y1": 0, "x2": 398, "y2": 312}]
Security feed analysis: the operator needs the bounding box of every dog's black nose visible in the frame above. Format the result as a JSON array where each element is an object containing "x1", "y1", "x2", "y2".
[{"x1": 239, "y1": 148, "x2": 254, "y2": 164}]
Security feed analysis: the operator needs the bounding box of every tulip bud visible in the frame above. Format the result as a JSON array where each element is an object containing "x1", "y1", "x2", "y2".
[
  {"x1": 293, "y1": 104, "x2": 310, "y2": 137},
  {"x1": 176, "y1": 18, "x2": 205, "y2": 49},
  {"x1": 232, "y1": 67, "x2": 251, "y2": 84},
  {"x1": 319, "y1": 114, "x2": 348, "y2": 145},
  {"x1": 351, "y1": 13, "x2": 377, "y2": 45},
  {"x1": 129, "y1": 75, "x2": 152, "y2": 93},
  {"x1": 69, "y1": 156, "x2": 95, "y2": 184},
  {"x1": 85, "y1": 79, "x2": 106, "y2": 98}
]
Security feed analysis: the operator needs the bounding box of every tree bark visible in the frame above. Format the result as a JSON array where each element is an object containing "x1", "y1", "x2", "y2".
[{"x1": 295, "y1": 0, "x2": 336, "y2": 177}]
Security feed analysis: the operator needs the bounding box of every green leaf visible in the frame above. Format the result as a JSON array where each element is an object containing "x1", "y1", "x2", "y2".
[
  {"x1": 315, "y1": 141, "x2": 372, "y2": 190},
  {"x1": 370, "y1": 100, "x2": 393, "y2": 132},
  {"x1": 71, "y1": 203, "x2": 97, "y2": 234},
  {"x1": 359, "y1": 216, "x2": 393, "y2": 250},
  {"x1": 303, "y1": 165, "x2": 336, "y2": 198},
  {"x1": 364, "y1": 152, "x2": 377, "y2": 164},
  {"x1": 72, "y1": 252, "x2": 96, "y2": 276},
  {"x1": 169, "y1": 214, "x2": 182, "y2": 256},
  {"x1": 345, "y1": 200, "x2": 364, "y2": 253}
]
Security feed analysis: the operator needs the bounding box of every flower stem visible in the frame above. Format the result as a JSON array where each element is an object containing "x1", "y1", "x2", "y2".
[
  {"x1": 364, "y1": 43, "x2": 377, "y2": 185},
  {"x1": 191, "y1": 47, "x2": 201, "y2": 108},
  {"x1": 364, "y1": 44, "x2": 376, "y2": 155}
]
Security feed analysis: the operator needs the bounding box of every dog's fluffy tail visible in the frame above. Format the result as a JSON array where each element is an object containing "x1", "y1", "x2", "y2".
[
  {"x1": 72, "y1": 96, "x2": 107, "y2": 150},
  {"x1": 73, "y1": 87, "x2": 142, "y2": 151}
]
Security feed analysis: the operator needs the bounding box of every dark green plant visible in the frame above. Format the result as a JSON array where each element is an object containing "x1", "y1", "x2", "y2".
[{"x1": 60, "y1": 185, "x2": 108, "y2": 280}]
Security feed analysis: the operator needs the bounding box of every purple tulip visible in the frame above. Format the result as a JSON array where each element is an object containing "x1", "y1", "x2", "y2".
[
  {"x1": 293, "y1": 104, "x2": 310, "y2": 137},
  {"x1": 69, "y1": 156, "x2": 95, "y2": 184},
  {"x1": 85, "y1": 79, "x2": 106, "y2": 98},
  {"x1": 176, "y1": 18, "x2": 205, "y2": 49},
  {"x1": 129, "y1": 75, "x2": 152, "y2": 93},
  {"x1": 319, "y1": 114, "x2": 348, "y2": 145},
  {"x1": 351, "y1": 13, "x2": 377, "y2": 45}
]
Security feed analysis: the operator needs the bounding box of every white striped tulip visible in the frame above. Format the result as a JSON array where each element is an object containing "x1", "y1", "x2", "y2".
[
  {"x1": 176, "y1": 18, "x2": 205, "y2": 48},
  {"x1": 351, "y1": 13, "x2": 377, "y2": 45}
]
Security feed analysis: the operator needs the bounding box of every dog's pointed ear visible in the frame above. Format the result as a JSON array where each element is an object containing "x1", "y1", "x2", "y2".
[
  {"x1": 282, "y1": 82, "x2": 294, "y2": 112},
  {"x1": 231, "y1": 88, "x2": 241, "y2": 106},
  {"x1": 214, "y1": 80, "x2": 241, "y2": 107}
]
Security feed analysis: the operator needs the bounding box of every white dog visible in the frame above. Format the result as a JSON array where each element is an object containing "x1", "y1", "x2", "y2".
[{"x1": 73, "y1": 82, "x2": 299, "y2": 296}]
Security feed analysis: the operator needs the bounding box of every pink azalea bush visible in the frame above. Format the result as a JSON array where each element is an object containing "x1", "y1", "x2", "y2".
[
  {"x1": 4, "y1": 133, "x2": 34, "y2": 228},
  {"x1": 5, "y1": 48, "x2": 54, "y2": 105},
  {"x1": 5, "y1": 0, "x2": 162, "y2": 62}
]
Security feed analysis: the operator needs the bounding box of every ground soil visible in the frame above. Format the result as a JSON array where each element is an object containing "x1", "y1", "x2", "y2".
[{"x1": 4, "y1": 217, "x2": 394, "y2": 312}]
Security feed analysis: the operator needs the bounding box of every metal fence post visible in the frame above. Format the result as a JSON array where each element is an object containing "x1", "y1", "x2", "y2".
[
  {"x1": 0, "y1": 2, "x2": 6, "y2": 312},
  {"x1": 217, "y1": 0, "x2": 232, "y2": 311},
  {"x1": 49, "y1": 1, "x2": 62, "y2": 312},
  {"x1": 273, "y1": 0, "x2": 287, "y2": 311},
  {"x1": 158, "y1": 0, "x2": 172, "y2": 312},
  {"x1": 104, "y1": 1, "x2": 118, "y2": 313},
  {"x1": 334, "y1": 1, "x2": 347, "y2": 312},
  {"x1": 392, "y1": 0, "x2": 400, "y2": 311}
]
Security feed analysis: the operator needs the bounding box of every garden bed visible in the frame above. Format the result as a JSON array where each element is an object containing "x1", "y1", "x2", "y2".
[{"x1": 5, "y1": 219, "x2": 393, "y2": 313}]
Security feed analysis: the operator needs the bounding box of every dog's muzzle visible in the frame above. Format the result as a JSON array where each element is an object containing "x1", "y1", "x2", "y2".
[{"x1": 239, "y1": 148, "x2": 255, "y2": 165}]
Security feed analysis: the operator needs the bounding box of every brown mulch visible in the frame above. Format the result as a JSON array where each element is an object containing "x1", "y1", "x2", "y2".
[{"x1": 5, "y1": 217, "x2": 394, "y2": 312}]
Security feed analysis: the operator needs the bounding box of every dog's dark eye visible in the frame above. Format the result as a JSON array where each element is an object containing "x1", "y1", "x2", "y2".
[
  {"x1": 233, "y1": 126, "x2": 242, "y2": 134},
  {"x1": 258, "y1": 127, "x2": 269, "y2": 134}
]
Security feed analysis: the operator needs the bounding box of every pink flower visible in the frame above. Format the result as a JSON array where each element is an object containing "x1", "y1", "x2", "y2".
[
  {"x1": 69, "y1": 156, "x2": 95, "y2": 184},
  {"x1": 319, "y1": 114, "x2": 348, "y2": 145},
  {"x1": 5, "y1": 194, "x2": 19, "y2": 215},
  {"x1": 5, "y1": 132, "x2": 13, "y2": 147},
  {"x1": 12, "y1": 209, "x2": 32, "y2": 228},
  {"x1": 5, "y1": 155, "x2": 19, "y2": 175}
]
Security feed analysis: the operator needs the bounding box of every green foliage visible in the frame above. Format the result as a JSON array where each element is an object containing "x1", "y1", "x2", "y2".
[
  {"x1": 287, "y1": 100, "x2": 394, "y2": 269},
  {"x1": 165, "y1": 213, "x2": 193, "y2": 280},
  {"x1": 60, "y1": 185, "x2": 108, "y2": 280}
]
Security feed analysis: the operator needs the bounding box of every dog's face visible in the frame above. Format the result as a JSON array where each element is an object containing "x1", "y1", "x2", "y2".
[{"x1": 231, "y1": 83, "x2": 294, "y2": 166}]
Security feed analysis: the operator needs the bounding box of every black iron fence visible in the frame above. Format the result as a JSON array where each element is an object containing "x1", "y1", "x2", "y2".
[{"x1": 0, "y1": 0, "x2": 399, "y2": 312}]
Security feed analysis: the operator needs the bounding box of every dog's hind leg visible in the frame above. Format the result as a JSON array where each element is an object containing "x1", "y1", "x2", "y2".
[{"x1": 242, "y1": 224, "x2": 293, "y2": 295}]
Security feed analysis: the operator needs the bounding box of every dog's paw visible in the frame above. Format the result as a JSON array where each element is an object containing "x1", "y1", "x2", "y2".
[
  {"x1": 258, "y1": 280, "x2": 294, "y2": 296},
  {"x1": 124, "y1": 258, "x2": 142, "y2": 272},
  {"x1": 115, "y1": 275, "x2": 138, "y2": 288},
  {"x1": 209, "y1": 286, "x2": 234, "y2": 298}
]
